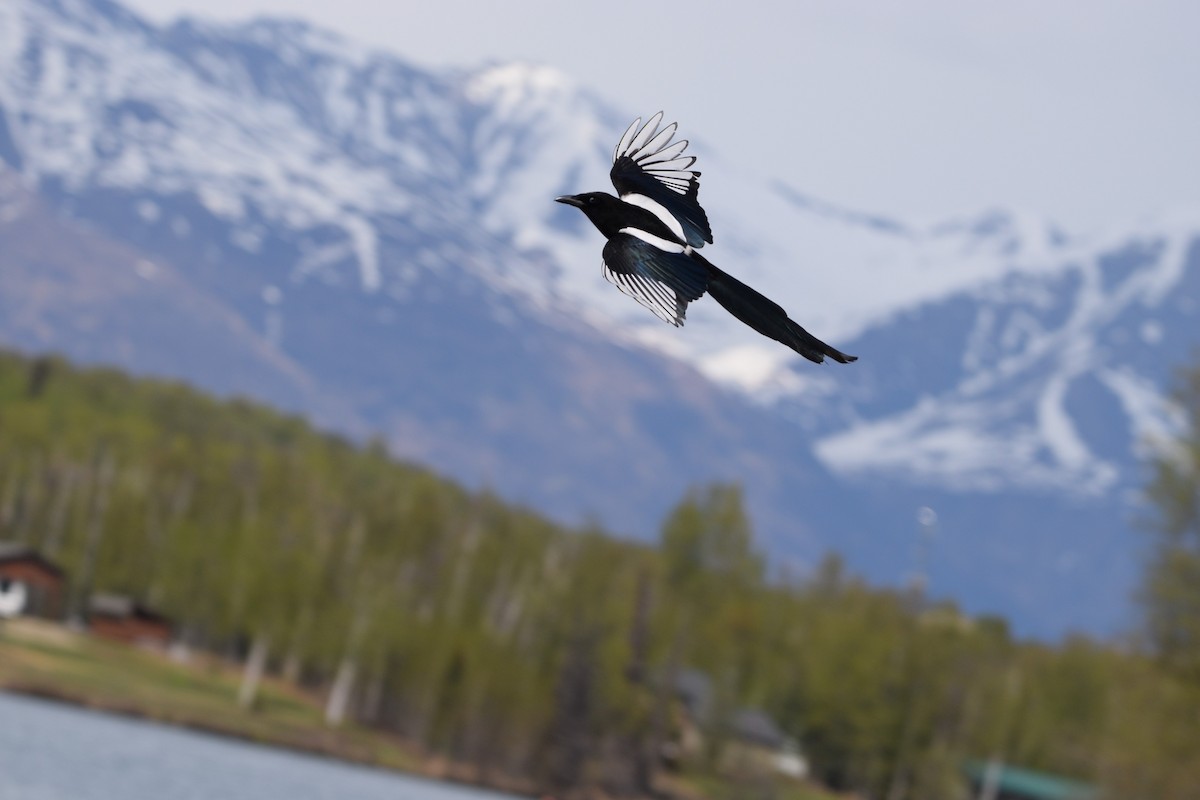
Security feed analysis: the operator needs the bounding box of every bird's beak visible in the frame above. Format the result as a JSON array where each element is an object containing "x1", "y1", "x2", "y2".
[{"x1": 555, "y1": 195, "x2": 584, "y2": 208}]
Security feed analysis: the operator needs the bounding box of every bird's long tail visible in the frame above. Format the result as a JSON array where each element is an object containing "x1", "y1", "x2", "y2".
[{"x1": 696, "y1": 255, "x2": 857, "y2": 365}]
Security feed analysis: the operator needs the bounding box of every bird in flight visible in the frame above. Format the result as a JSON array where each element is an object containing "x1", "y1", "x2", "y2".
[{"x1": 556, "y1": 113, "x2": 857, "y2": 365}]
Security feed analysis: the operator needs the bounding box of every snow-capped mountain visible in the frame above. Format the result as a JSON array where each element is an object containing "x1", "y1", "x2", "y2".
[
  {"x1": 1, "y1": 0, "x2": 1196, "y2": 636},
  {"x1": 816, "y1": 215, "x2": 1197, "y2": 495}
]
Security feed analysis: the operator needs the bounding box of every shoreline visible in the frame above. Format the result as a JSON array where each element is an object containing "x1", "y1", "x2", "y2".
[
  {"x1": 0, "y1": 681, "x2": 546, "y2": 799},
  {"x1": 0, "y1": 618, "x2": 559, "y2": 799},
  {"x1": 0, "y1": 622, "x2": 828, "y2": 800}
]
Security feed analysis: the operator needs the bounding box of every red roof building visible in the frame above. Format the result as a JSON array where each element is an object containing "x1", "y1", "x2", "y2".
[
  {"x1": 0, "y1": 542, "x2": 66, "y2": 619},
  {"x1": 87, "y1": 592, "x2": 174, "y2": 648}
]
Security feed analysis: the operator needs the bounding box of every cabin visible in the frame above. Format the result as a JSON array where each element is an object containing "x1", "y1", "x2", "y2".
[
  {"x1": 87, "y1": 592, "x2": 173, "y2": 648},
  {"x1": 964, "y1": 760, "x2": 1097, "y2": 800},
  {"x1": 665, "y1": 669, "x2": 808, "y2": 779},
  {"x1": 723, "y1": 708, "x2": 808, "y2": 779},
  {"x1": 0, "y1": 542, "x2": 66, "y2": 619}
]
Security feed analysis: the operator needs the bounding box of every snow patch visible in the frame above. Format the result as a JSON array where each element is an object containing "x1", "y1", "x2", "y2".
[
  {"x1": 1037, "y1": 374, "x2": 1092, "y2": 470},
  {"x1": 1099, "y1": 367, "x2": 1187, "y2": 460},
  {"x1": 341, "y1": 215, "x2": 380, "y2": 292},
  {"x1": 816, "y1": 391, "x2": 1119, "y2": 496}
]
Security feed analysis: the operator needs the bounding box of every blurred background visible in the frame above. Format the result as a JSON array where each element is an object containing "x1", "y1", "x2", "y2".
[{"x1": 1, "y1": 1, "x2": 1199, "y2": 798}]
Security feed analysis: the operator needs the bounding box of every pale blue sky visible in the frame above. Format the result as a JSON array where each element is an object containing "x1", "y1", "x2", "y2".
[{"x1": 124, "y1": 0, "x2": 1200, "y2": 235}]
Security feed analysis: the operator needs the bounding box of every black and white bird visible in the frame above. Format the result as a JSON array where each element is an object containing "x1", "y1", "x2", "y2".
[{"x1": 556, "y1": 112, "x2": 857, "y2": 365}]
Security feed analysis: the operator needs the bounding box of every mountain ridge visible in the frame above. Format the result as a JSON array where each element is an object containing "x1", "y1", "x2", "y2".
[{"x1": 1, "y1": 0, "x2": 1197, "y2": 636}]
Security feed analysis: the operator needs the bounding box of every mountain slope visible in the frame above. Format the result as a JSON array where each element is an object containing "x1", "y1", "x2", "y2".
[
  {"x1": 0, "y1": 0, "x2": 840, "y2": 540},
  {"x1": 0, "y1": 167, "x2": 351, "y2": 423},
  {"x1": 1, "y1": 0, "x2": 1198, "y2": 636}
]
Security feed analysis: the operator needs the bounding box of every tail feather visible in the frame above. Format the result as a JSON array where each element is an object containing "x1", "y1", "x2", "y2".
[{"x1": 697, "y1": 256, "x2": 857, "y2": 365}]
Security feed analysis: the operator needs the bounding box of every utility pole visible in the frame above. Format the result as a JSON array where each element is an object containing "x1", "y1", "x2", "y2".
[
  {"x1": 885, "y1": 506, "x2": 940, "y2": 800},
  {"x1": 909, "y1": 506, "x2": 939, "y2": 599}
]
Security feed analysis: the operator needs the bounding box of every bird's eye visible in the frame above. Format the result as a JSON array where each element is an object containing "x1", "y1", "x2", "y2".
[{"x1": 587, "y1": 196, "x2": 595, "y2": 204}]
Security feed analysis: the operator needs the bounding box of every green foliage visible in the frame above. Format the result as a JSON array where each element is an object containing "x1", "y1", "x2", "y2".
[
  {"x1": 1142, "y1": 362, "x2": 1200, "y2": 682},
  {"x1": 1, "y1": 349, "x2": 1197, "y2": 797}
]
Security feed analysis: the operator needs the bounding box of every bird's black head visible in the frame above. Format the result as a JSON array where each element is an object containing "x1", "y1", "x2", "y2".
[{"x1": 555, "y1": 191, "x2": 626, "y2": 238}]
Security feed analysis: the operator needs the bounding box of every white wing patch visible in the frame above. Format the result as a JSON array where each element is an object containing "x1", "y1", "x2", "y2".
[
  {"x1": 621, "y1": 193, "x2": 686, "y2": 243},
  {"x1": 619, "y1": 227, "x2": 686, "y2": 254}
]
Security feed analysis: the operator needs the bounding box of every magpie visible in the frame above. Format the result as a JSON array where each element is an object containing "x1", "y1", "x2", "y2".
[{"x1": 556, "y1": 112, "x2": 857, "y2": 365}]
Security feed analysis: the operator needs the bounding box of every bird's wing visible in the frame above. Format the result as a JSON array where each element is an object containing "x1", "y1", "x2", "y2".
[
  {"x1": 610, "y1": 112, "x2": 713, "y2": 248},
  {"x1": 602, "y1": 232, "x2": 709, "y2": 327}
]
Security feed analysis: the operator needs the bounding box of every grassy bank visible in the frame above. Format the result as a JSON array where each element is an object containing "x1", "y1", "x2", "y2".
[
  {"x1": 0, "y1": 618, "x2": 525, "y2": 793},
  {"x1": 0, "y1": 618, "x2": 838, "y2": 800}
]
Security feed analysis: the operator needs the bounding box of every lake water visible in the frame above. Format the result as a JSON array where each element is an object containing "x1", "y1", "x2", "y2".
[{"x1": 0, "y1": 692, "x2": 522, "y2": 800}]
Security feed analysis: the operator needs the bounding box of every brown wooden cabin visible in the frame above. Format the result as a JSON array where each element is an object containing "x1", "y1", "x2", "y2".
[
  {"x1": 88, "y1": 592, "x2": 173, "y2": 648},
  {"x1": 0, "y1": 542, "x2": 66, "y2": 619}
]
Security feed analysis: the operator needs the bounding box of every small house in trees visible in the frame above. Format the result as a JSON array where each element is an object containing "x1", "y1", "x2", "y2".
[
  {"x1": 723, "y1": 708, "x2": 808, "y2": 778},
  {"x1": 88, "y1": 592, "x2": 173, "y2": 648},
  {"x1": 664, "y1": 669, "x2": 808, "y2": 779},
  {"x1": 964, "y1": 760, "x2": 1097, "y2": 800},
  {"x1": 0, "y1": 543, "x2": 66, "y2": 619}
]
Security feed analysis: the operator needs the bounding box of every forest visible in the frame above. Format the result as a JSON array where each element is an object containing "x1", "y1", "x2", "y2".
[{"x1": 1, "y1": 348, "x2": 1199, "y2": 799}]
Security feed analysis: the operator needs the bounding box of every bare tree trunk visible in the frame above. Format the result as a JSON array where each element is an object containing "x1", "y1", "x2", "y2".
[
  {"x1": 1, "y1": 460, "x2": 34, "y2": 543},
  {"x1": 282, "y1": 601, "x2": 314, "y2": 684},
  {"x1": 325, "y1": 517, "x2": 369, "y2": 727},
  {"x1": 545, "y1": 627, "x2": 599, "y2": 794},
  {"x1": 282, "y1": 651, "x2": 303, "y2": 684},
  {"x1": 70, "y1": 448, "x2": 116, "y2": 624},
  {"x1": 13, "y1": 453, "x2": 44, "y2": 543},
  {"x1": 325, "y1": 656, "x2": 357, "y2": 727},
  {"x1": 651, "y1": 612, "x2": 689, "y2": 772},
  {"x1": 977, "y1": 757, "x2": 1004, "y2": 800},
  {"x1": 626, "y1": 568, "x2": 657, "y2": 795},
  {"x1": 146, "y1": 474, "x2": 195, "y2": 609},
  {"x1": 0, "y1": 460, "x2": 19, "y2": 535},
  {"x1": 359, "y1": 666, "x2": 387, "y2": 724},
  {"x1": 42, "y1": 462, "x2": 78, "y2": 557},
  {"x1": 238, "y1": 633, "x2": 270, "y2": 710}
]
